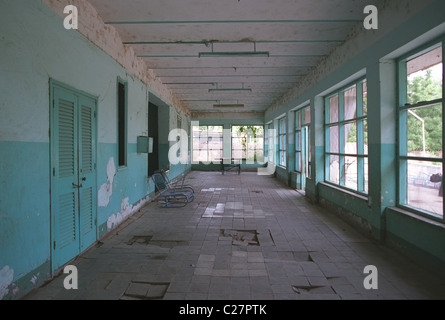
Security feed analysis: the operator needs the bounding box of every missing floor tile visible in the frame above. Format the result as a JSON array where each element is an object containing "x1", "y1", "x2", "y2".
[
  {"x1": 220, "y1": 229, "x2": 259, "y2": 246},
  {"x1": 121, "y1": 281, "x2": 169, "y2": 300}
]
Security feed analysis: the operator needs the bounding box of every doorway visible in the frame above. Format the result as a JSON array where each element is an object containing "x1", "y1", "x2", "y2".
[
  {"x1": 147, "y1": 102, "x2": 159, "y2": 177},
  {"x1": 50, "y1": 80, "x2": 97, "y2": 272}
]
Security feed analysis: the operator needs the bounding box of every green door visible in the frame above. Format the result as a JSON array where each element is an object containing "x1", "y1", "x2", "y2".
[
  {"x1": 78, "y1": 95, "x2": 97, "y2": 252},
  {"x1": 51, "y1": 81, "x2": 97, "y2": 271}
]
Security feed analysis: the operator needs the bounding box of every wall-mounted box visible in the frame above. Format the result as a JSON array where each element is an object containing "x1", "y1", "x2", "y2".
[{"x1": 137, "y1": 136, "x2": 153, "y2": 153}]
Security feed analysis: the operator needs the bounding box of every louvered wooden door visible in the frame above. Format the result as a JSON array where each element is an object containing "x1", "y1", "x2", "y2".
[{"x1": 51, "y1": 82, "x2": 97, "y2": 271}]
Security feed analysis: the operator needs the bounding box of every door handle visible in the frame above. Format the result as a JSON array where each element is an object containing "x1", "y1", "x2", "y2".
[
  {"x1": 72, "y1": 182, "x2": 83, "y2": 188},
  {"x1": 81, "y1": 177, "x2": 86, "y2": 181}
]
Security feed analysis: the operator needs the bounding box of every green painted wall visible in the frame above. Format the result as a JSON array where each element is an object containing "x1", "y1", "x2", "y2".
[
  {"x1": 0, "y1": 0, "x2": 190, "y2": 299},
  {"x1": 264, "y1": 0, "x2": 445, "y2": 272}
]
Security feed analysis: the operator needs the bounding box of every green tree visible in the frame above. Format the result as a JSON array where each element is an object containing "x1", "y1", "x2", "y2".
[
  {"x1": 235, "y1": 126, "x2": 264, "y2": 161},
  {"x1": 407, "y1": 69, "x2": 442, "y2": 155}
]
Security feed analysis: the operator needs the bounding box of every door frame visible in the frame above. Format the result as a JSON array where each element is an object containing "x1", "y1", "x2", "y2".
[{"x1": 49, "y1": 79, "x2": 98, "y2": 274}]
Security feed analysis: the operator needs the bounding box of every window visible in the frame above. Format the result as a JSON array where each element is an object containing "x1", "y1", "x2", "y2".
[
  {"x1": 398, "y1": 42, "x2": 443, "y2": 219},
  {"x1": 231, "y1": 126, "x2": 264, "y2": 163},
  {"x1": 117, "y1": 78, "x2": 127, "y2": 167},
  {"x1": 295, "y1": 106, "x2": 311, "y2": 177},
  {"x1": 325, "y1": 78, "x2": 368, "y2": 193},
  {"x1": 278, "y1": 117, "x2": 287, "y2": 167},
  {"x1": 192, "y1": 125, "x2": 223, "y2": 163},
  {"x1": 265, "y1": 123, "x2": 274, "y2": 163}
]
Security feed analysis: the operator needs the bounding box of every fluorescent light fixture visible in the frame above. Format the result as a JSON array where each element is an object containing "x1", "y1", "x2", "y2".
[
  {"x1": 209, "y1": 88, "x2": 252, "y2": 93},
  {"x1": 199, "y1": 51, "x2": 269, "y2": 57},
  {"x1": 213, "y1": 104, "x2": 244, "y2": 108}
]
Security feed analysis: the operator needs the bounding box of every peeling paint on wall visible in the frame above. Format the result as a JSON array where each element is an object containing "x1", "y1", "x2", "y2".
[
  {"x1": 98, "y1": 157, "x2": 116, "y2": 207},
  {"x1": 30, "y1": 273, "x2": 39, "y2": 286},
  {"x1": 0, "y1": 265, "x2": 14, "y2": 300},
  {"x1": 40, "y1": 0, "x2": 190, "y2": 117},
  {"x1": 106, "y1": 195, "x2": 150, "y2": 231}
]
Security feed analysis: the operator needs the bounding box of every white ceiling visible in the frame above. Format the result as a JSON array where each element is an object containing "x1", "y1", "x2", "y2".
[{"x1": 88, "y1": 0, "x2": 382, "y2": 114}]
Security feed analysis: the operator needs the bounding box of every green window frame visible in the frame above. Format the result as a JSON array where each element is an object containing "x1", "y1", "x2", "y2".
[
  {"x1": 117, "y1": 77, "x2": 128, "y2": 167},
  {"x1": 278, "y1": 117, "x2": 287, "y2": 167},
  {"x1": 397, "y1": 38, "x2": 444, "y2": 221},
  {"x1": 324, "y1": 77, "x2": 368, "y2": 194}
]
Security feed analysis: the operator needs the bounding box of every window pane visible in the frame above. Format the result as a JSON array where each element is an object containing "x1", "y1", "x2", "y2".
[
  {"x1": 232, "y1": 137, "x2": 244, "y2": 150},
  {"x1": 208, "y1": 136, "x2": 222, "y2": 149},
  {"x1": 328, "y1": 155, "x2": 340, "y2": 184},
  {"x1": 329, "y1": 95, "x2": 339, "y2": 123},
  {"x1": 407, "y1": 159, "x2": 443, "y2": 217},
  {"x1": 363, "y1": 119, "x2": 368, "y2": 155},
  {"x1": 254, "y1": 150, "x2": 264, "y2": 163},
  {"x1": 209, "y1": 126, "x2": 223, "y2": 134},
  {"x1": 281, "y1": 118, "x2": 286, "y2": 133},
  {"x1": 295, "y1": 131, "x2": 300, "y2": 151},
  {"x1": 296, "y1": 111, "x2": 301, "y2": 129},
  {"x1": 344, "y1": 156, "x2": 358, "y2": 190},
  {"x1": 252, "y1": 137, "x2": 264, "y2": 152},
  {"x1": 407, "y1": 103, "x2": 442, "y2": 158},
  {"x1": 344, "y1": 85, "x2": 357, "y2": 121},
  {"x1": 194, "y1": 149, "x2": 208, "y2": 162},
  {"x1": 407, "y1": 46, "x2": 442, "y2": 105},
  {"x1": 209, "y1": 149, "x2": 222, "y2": 162},
  {"x1": 232, "y1": 149, "x2": 243, "y2": 159},
  {"x1": 295, "y1": 151, "x2": 301, "y2": 171},
  {"x1": 363, "y1": 80, "x2": 368, "y2": 116},
  {"x1": 363, "y1": 157, "x2": 369, "y2": 193},
  {"x1": 329, "y1": 126, "x2": 339, "y2": 153},
  {"x1": 304, "y1": 107, "x2": 311, "y2": 124},
  {"x1": 344, "y1": 121, "x2": 357, "y2": 154},
  {"x1": 279, "y1": 151, "x2": 286, "y2": 166}
]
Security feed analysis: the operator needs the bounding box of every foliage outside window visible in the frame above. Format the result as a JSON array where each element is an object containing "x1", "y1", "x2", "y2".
[
  {"x1": 192, "y1": 125, "x2": 223, "y2": 163},
  {"x1": 325, "y1": 78, "x2": 368, "y2": 194},
  {"x1": 398, "y1": 42, "x2": 443, "y2": 219},
  {"x1": 278, "y1": 117, "x2": 287, "y2": 167},
  {"x1": 231, "y1": 126, "x2": 264, "y2": 163}
]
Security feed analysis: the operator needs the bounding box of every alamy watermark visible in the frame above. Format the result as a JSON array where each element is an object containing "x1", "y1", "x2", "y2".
[
  {"x1": 169, "y1": 123, "x2": 277, "y2": 175},
  {"x1": 63, "y1": 265, "x2": 78, "y2": 290},
  {"x1": 363, "y1": 5, "x2": 378, "y2": 30},
  {"x1": 63, "y1": 5, "x2": 78, "y2": 30},
  {"x1": 363, "y1": 265, "x2": 378, "y2": 290}
]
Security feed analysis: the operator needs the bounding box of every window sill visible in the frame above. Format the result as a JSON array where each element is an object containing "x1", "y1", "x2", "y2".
[
  {"x1": 117, "y1": 165, "x2": 128, "y2": 171},
  {"x1": 387, "y1": 206, "x2": 445, "y2": 229},
  {"x1": 319, "y1": 181, "x2": 369, "y2": 203}
]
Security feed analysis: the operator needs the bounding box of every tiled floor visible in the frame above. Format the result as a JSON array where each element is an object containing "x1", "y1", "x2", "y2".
[{"x1": 24, "y1": 171, "x2": 445, "y2": 300}]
